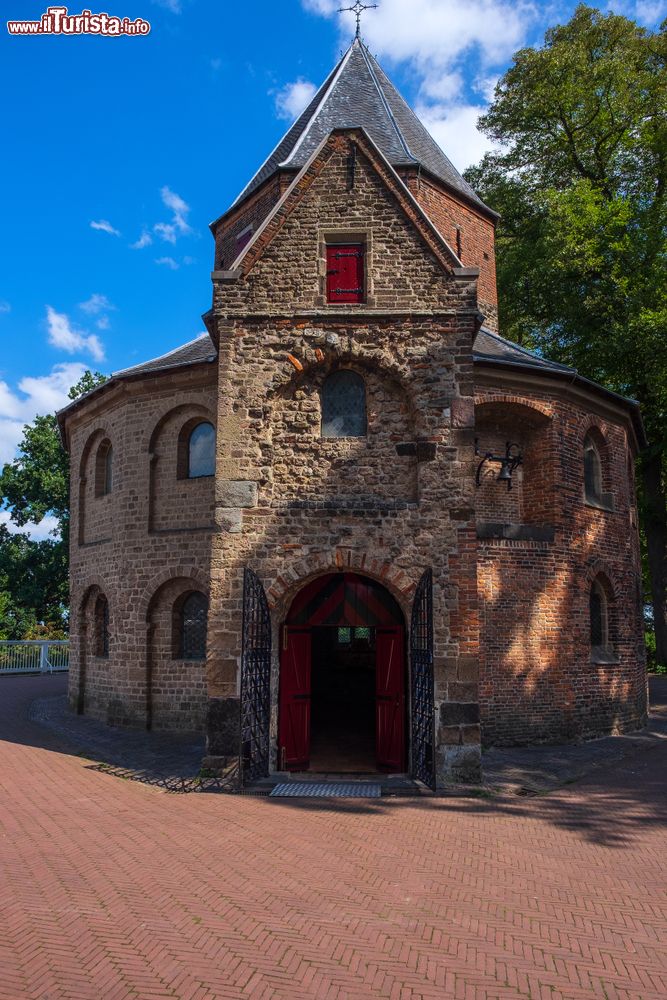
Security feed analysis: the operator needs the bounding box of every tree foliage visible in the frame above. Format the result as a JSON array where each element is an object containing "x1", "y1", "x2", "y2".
[
  {"x1": 465, "y1": 5, "x2": 667, "y2": 663},
  {"x1": 0, "y1": 370, "x2": 106, "y2": 638}
]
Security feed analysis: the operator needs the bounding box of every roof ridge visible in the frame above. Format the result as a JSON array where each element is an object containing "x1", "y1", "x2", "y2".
[
  {"x1": 112, "y1": 333, "x2": 212, "y2": 377},
  {"x1": 358, "y1": 40, "x2": 415, "y2": 164},
  {"x1": 222, "y1": 55, "x2": 345, "y2": 216},
  {"x1": 280, "y1": 42, "x2": 355, "y2": 169},
  {"x1": 478, "y1": 328, "x2": 576, "y2": 371}
]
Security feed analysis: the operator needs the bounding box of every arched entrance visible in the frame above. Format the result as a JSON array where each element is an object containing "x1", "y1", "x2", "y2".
[{"x1": 279, "y1": 573, "x2": 406, "y2": 773}]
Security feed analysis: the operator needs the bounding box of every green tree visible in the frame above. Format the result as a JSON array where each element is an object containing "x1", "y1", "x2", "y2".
[
  {"x1": 0, "y1": 370, "x2": 106, "y2": 638},
  {"x1": 465, "y1": 5, "x2": 667, "y2": 664}
]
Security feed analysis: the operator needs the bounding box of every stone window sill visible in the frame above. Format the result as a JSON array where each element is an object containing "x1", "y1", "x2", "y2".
[
  {"x1": 591, "y1": 647, "x2": 620, "y2": 665},
  {"x1": 476, "y1": 521, "x2": 555, "y2": 543},
  {"x1": 585, "y1": 494, "x2": 614, "y2": 513}
]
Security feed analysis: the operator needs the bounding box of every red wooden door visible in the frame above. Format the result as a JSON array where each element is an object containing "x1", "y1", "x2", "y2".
[
  {"x1": 278, "y1": 627, "x2": 312, "y2": 770},
  {"x1": 375, "y1": 627, "x2": 405, "y2": 771},
  {"x1": 326, "y1": 244, "x2": 365, "y2": 303}
]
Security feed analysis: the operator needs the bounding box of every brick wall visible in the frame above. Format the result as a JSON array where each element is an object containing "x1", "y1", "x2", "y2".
[
  {"x1": 66, "y1": 368, "x2": 217, "y2": 732},
  {"x1": 404, "y1": 173, "x2": 499, "y2": 331},
  {"x1": 475, "y1": 382, "x2": 646, "y2": 746},
  {"x1": 214, "y1": 173, "x2": 293, "y2": 270}
]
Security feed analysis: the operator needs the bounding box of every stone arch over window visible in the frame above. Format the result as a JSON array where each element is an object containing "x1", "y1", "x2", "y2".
[
  {"x1": 588, "y1": 573, "x2": 617, "y2": 663},
  {"x1": 176, "y1": 419, "x2": 215, "y2": 479},
  {"x1": 582, "y1": 425, "x2": 613, "y2": 509},
  {"x1": 74, "y1": 581, "x2": 115, "y2": 715},
  {"x1": 78, "y1": 428, "x2": 113, "y2": 546},
  {"x1": 147, "y1": 403, "x2": 216, "y2": 533},
  {"x1": 144, "y1": 573, "x2": 210, "y2": 730},
  {"x1": 269, "y1": 357, "x2": 418, "y2": 504},
  {"x1": 172, "y1": 590, "x2": 208, "y2": 660},
  {"x1": 94, "y1": 438, "x2": 113, "y2": 496},
  {"x1": 321, "y1": 369, "x2": 367, "y2": 438}
]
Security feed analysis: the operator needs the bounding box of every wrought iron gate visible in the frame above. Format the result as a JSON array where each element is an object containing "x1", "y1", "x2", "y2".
[
  {"x1": 410, "y1": 568, "x2": 436, "y2": 790},
  {"x1": 240, "y1": 568, "x2": 272, "y2": 786}
]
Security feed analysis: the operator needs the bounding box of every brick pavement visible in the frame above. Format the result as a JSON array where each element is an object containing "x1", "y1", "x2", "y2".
[{"x1": 1, "y1": 673, "x2": 666, "y2": 999}]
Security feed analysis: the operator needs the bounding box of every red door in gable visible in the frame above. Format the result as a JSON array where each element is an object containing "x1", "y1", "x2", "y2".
[
  {"x1": 375, "y1": 627, "x2": 405, "y2": 771},
  {"x1": 278, "y1": 627, "x2": 311, "y2": 770},
  {"x1": 326, "y1": 244, "x2": 365, "y2": 303}
]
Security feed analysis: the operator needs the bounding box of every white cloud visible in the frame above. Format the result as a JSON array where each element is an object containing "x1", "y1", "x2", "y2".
[
  {"x1": 0, "y1": 300, "x2": 10, "y2": 315},
  {"x1": 155, "y1": 256, "x2": 179, "y2": 270},
  {"x1": 416, "y1": 102, "x2": 503, "y2": 172},
  {"x1": 79, "y1": 293, "x2": 114, "y2": 316},
  {"x1": 96, "y1": 316, "x2": 111, "y2": 330},
  {"x1": 302, "y1": 0, "x2": 535, "y2": 170},
  {"x1": 635, "y1": 0, "x2": 667, "y2": 22},
  {"x1": 301, "y1": 0, "x2": 338, "y2": 14},
  {"x1": 131, "y1": 229, "x2": 153, "y2": 249},
  {"x1": 0, "y1": 510, "x2": 60, "y2": 542},
  {"x1": 0, "y1": 362, "x2": 87, "y2": 466},
  {"x1": 90, "y1": 219, "x2": 121, "y2": 237},
  {"x1": 275, "y1": 78, "x2": 318, "y2": 120},
  {"x1": 335, "y1": 0, "x2": 534, "y2": 66},
  {"x1": 154, "y1": 186, "x2": 192, "y2": 242},
  {"x1": 46, "y1": 306, "x2": 105, "y2": 362},
  {"x1": 151, "y1": 0, "x2": 182, "y2": 12},
  {"x1": 154, "y1": 222, "x2": 177, "y2": 244}
]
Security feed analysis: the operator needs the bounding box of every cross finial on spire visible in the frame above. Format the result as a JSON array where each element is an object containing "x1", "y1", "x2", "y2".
[{"x1": 338, "y1": 0, "x2": 378, "y2": 39}]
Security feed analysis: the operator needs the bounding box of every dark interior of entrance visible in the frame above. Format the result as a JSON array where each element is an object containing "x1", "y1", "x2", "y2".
[{"x1": 309, "y1": 626, "x2": 376, "y2": 772}]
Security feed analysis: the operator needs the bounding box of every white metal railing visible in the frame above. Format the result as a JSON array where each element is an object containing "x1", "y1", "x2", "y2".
[{"x1": 0, "y1": 640, "x2": 69, "y2": 674}]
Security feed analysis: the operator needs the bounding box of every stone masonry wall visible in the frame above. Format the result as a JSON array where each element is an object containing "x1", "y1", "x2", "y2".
[
  {"x1": 207, "y1": 130, "x2": 483, "y2": 785},
  {"x1": 66, "y1": 366, "x2": 217, "y2": 732}
]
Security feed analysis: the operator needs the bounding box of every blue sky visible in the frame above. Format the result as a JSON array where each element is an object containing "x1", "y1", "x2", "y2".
[{"x1": 1, "y1": 0, "x2": 665, "y2": 534}]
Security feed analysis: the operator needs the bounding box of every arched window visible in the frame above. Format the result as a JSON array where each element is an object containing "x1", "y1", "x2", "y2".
[
  {"x1": 321, "y1": 370, "x2": 367, "y2": 438},
  {"x1": 188, "y1": 422, "x2": 215, "y2": 478},
  {"x1": 94, "y1": 595, "x2": 110, "y2": 657},
  {"x1": 95, "y1": 439, "x2": 113, "y2": 496},
  {"x1": 174, "y1": 591, "x2": 208, "y2": 660},
  {"x1": 583, "y1": 436, "x2": 602, "y2": 502},
  {"x1": 589, "y1": 577, "x2": 614, "y2": 658}
]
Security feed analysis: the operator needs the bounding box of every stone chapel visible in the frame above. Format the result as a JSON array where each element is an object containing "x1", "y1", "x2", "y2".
[{"x1": 58, "y1": 37, "x2": 647, "y2": 788}]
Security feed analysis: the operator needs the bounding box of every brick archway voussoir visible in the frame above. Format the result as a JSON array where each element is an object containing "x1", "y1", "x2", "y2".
[{"x1": 265, "y1": 549, "x2": 416, "y2": 619}]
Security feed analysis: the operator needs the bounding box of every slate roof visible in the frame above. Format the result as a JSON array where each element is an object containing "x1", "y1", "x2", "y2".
[
  {"x1": 112, "y1": 334, "x2": 217, "y2": 378},
  {"x1": 228, "y1": 37, "x2": 493, "y2": 216},
  {"x1": 473, "y1": 328, "x2": 575, "y2": 375}
]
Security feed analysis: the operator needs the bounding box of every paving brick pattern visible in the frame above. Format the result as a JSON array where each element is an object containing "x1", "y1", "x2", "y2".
[{"x1": 2, "y1": 674, "x2": 666, "y2": 999}]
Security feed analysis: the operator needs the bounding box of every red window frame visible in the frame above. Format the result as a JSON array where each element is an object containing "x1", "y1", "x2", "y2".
[{"x1": 326, "y1": 243, "x2": 365, "y2": 304}]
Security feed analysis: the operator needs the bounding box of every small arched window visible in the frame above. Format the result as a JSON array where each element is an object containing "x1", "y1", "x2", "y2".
[
  {"x1": 174, "y1": 591, "x2": 208, "y2": 660},
  {"x1": 188, "y1": 422, "x2": 215, "y2": 478},
  {"x1": 321, "y1": 370, "x2": 367, "y2": 438},
  {"x1": 589, "y1": 577, "x2": 615, "y2": 660},
  {"x1": 94, "y1": 595, "x2": 110, "y2": 657},
  {"x1": 95, "y1": 439, "x2": 113, "y2": 496},
  {"x1": 583, "y1": 435, "x2": 603, "y2": 503}
]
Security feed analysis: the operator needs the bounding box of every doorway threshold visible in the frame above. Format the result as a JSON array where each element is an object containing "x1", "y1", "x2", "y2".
[{"x1": 262, "y1": 771, "x2": 429, "y2": 796}]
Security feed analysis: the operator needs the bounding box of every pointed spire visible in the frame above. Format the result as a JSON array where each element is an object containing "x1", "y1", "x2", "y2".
[{"x1": 229, "y1": 37, "x2": 492, "y2": 216}]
